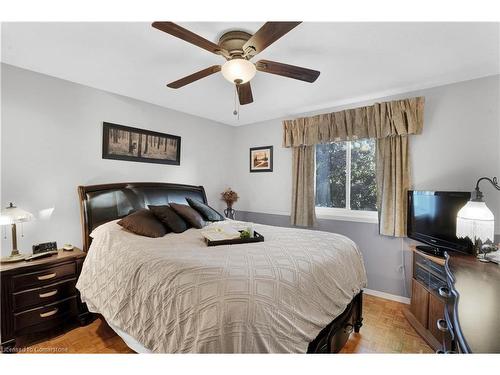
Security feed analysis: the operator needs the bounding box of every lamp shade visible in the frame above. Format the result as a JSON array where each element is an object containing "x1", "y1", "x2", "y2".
[
  {"x1": 456, "y1": 201, "x2": 495, "y2": 243},
  {"x1": 221, "y1": 59, "x2": 256, "y2": 84},
  {"x1": 0, "y1": 203, "x2": 34, "y2": 225}
]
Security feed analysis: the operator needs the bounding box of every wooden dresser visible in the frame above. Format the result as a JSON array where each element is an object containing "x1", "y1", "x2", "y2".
[
  {"x1": 444, "y1": 251, "x2": 500, "y2": 353},
  {"x1": 404, "y1": 245, "x2": 500, "y2": 353},
  {"x1": 0, "y1": 249, "x2": 90, "y2": 352}
]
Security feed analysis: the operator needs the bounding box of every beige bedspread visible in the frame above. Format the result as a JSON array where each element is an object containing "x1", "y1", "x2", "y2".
[{"x1": 76, "y1": 220, "x2": 367, "y2": 353}]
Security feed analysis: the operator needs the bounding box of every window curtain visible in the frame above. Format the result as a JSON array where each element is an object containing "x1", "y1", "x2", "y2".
[
  {"x1": 291, "y1": 145, "x2": 316, "y2": 227},
  {"x1": 283, "y1": 97, "x2": 424, "y2": 235},
  {"x1": 376, "y1": 136, "x2": 410, "y2": 236}
]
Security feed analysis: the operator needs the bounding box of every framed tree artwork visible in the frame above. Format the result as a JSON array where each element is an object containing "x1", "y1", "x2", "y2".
[
  {"x1": 102, "y1": 122, "x2": 181, "y2": 165},
  {"x1": 249, "y1": 146, "x2": 273, "y2": 172}
]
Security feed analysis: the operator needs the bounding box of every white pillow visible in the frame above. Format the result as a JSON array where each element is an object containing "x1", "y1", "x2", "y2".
[{"x1": 89, "y1": 219, "x2": 122, "y2": 238}]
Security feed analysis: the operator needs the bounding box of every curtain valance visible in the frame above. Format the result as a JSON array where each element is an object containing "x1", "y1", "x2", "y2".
[{"x1": 283, "y1": 96, "x2": 424, "y2": 147}]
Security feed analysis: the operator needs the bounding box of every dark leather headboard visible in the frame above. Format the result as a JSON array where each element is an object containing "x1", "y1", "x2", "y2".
[{"x1": 78, "y1": 182, "x2": 207, "y2": 251}]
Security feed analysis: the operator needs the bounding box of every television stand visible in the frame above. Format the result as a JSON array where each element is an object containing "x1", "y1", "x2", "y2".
[
  {"x1": 403, "y1": 245, "x2": 448, "y2": 352},
  {"x1": 415, "y1": 245, "x2": 445, "y2": 258}
]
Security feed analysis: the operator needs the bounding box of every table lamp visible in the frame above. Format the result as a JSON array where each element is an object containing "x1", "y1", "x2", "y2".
[
  {"x1": 456, "y1": 177, "x2": 499, "y2": 262},
  {"x1": 0, "y1": 202, "x2": 34, "y2": 263}
]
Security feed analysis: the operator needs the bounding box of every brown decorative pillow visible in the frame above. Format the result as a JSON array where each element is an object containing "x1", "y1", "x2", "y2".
[
  {"x1": 148, "y1": 205, "x2": 188, "y2": 233},
  {"x1": 169, "y1": 203, "x2": 206, "y2": 229},
  {"x1": 117, "y1": 209, "x2": 167, "y2": 238}
]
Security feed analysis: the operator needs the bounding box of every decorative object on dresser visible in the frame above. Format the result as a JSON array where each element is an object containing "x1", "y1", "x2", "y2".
[
  {"x1": 221, "y1": 188, "x2": 239, "y2": 219},
  {"x1": 249, "y1": 145, "x2": 273, "y2": 172},
  {"x1": 456, "y1": 176, "x2": 499, "y2": 261},
  {"x1": 0, "y1": 203, "x2": 34, "y2": 263},
  {"x1": 102, "y1": 122, "x2": 181, "y2": 166},
  {"x1": 62, "y1": 243, "x2": 74, "y2": 251},
  {"x1": 485, "y1": 245, "x2": 500, "y2": 264},
  {"x1": 0, "y1": 248, "x2": 91, "y2": 352}
]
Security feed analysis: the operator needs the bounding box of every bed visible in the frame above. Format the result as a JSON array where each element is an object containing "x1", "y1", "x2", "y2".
[{"x1": 76, "y1": 182, "x2": 367, "y2": 353}]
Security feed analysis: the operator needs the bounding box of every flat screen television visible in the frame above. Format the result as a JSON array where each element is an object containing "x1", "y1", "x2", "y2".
[{"x1": 407, "y1": 190, "x2": 473, "y2": 254}]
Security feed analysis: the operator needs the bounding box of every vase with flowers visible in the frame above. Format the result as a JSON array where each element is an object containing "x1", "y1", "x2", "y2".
[{"x1": 221, "y1": 188, "x2": 239, "y2": 219}]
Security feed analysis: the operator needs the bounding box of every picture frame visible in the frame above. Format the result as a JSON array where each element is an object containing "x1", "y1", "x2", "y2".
[
  {"x1": 102, "y1": 122, "x2": 181, "y2": 165},
  {"x1": 249, "y1": 146, "x2": 273, "y2": 173}
]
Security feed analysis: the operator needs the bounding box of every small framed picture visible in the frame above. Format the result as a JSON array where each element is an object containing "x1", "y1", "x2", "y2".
[{"x1": 249, "y1": 146, "x2": 273, "y2": 173}]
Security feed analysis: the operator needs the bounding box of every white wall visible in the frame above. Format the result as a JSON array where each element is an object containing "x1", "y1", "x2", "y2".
[
  {"x1": 1, "y1": 64, "x2": 234, "y2": 256},
  {"x1": 231, "y1": 75, "x2": 500, "y2": 233}
]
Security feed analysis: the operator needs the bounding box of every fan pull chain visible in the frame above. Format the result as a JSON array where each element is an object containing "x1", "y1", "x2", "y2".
[
  {"x1": 3, "y1": 226, "x2": 6, "y2": 240},
  {"x1": 21, "y1": 223, "x2": 24, "y2": 238},
  {"x1": 233, "y1": 86, "x2": 240, "y2": 121}
]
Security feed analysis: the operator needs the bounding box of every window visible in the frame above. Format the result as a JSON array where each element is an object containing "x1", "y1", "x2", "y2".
[{"x1": 315, "y1": 139, "x2": 377, "y2": 222}]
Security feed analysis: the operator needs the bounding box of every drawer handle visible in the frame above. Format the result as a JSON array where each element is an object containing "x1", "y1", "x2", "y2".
[
  {"x1": 437, "y1": 319, "x2": 449, "y2": 332},
  {"x1": 39, "y1": 308, "x2": 58, "y2": 318},
  {"x1": 37, "y1": 273, "x2": 56, "y2": 281},
  {"x1": 436, "y1": 349, "x2": 456, "y2": 354},
  {"x1": 39, "y1": 290, "x2": 58, "y2": 298},
  {"x1": 344, "y1": 323, "x2": 354, "y2": 334},
  {"x1": 438, "y1": 286, "x2": 451, "y2": 298}
]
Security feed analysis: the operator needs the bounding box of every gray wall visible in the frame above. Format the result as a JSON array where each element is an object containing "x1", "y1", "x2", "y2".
[
  {"x1": 231, "y1": 75, "x2": 500, "y2": 298},
  {"x1": 1, "y1": 64, "x2": 234, "y2": 256}
]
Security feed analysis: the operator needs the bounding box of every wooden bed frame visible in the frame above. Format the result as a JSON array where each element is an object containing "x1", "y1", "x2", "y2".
[{"x1": 77, "y1": 182, "x2": 363, "y2": 353}]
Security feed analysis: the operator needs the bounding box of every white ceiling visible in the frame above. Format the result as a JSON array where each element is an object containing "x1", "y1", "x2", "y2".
[{"x1": 2, "y1": 22, "x2": 499, "y2": 126}]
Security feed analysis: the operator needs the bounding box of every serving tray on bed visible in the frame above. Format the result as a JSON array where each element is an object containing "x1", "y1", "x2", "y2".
[{"x1": 205, "y1": 231, "x2": 264, "y2": 247}]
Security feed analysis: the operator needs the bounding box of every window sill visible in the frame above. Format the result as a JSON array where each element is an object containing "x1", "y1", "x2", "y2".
[{"x1": 315, "y1": 207, "x2": 379, "y2": 224}]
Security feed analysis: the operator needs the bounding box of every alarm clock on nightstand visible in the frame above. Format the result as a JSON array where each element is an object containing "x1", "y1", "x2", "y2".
[{"x1": 25, "y1": 241, "x2": 58, "y2": 261}]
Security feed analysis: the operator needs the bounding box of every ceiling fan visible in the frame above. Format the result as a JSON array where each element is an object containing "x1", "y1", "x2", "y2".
[{"x1": 151, "y1": 22, "x2": 320, "y2": 106}]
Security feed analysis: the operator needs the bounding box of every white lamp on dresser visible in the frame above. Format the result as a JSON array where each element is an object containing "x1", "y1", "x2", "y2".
[
  {"x1": 456, "y1": 177, "x2": 499, "y2": 262},
  {"x1": 0, "y1": 202, "x2": 34, "y2": 263}
]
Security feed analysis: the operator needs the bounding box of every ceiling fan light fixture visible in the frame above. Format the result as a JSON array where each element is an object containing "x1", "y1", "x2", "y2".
[
  {"x1": 221, "y1": 59, "x2": 256, "y2": 84},
  {"x1": 156, "y1": 22, "x2": 319, "y2": 106}
]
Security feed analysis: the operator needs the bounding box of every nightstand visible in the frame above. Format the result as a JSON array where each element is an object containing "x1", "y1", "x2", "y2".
[{"x1": 0, "y1": 248, "x2": 91, "y2": 352}]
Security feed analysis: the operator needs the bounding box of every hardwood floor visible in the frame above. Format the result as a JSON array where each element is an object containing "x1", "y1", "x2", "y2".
[
  {"x1": 340, "y1": 294, "x2": 432, "y2": 353},
  {"x1": 22, "y1": 294, "x2": 432, "y2": 354}
]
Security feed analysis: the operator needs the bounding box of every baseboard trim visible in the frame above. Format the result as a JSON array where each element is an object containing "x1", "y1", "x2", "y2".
[{"x1": 364, "y1": 288, "x2": 410, "y2": 304}]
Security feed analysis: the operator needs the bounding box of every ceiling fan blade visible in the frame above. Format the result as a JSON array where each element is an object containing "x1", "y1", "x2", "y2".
[
  {"x1": 256, "y1": 60, "x2": 320, "y2": 83},
  {"x1": 243, "y1": 22, "x2": 301, "y2": 59},
  {"x1": 152, "y1": 22, "x2": 228, "y2": 57},
  {"x1": 167, "y1": 65, "x2": 221, "y2": 89},
  {"x1": 237, "y1": 82, "x2": 254, "y2": 105}
]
